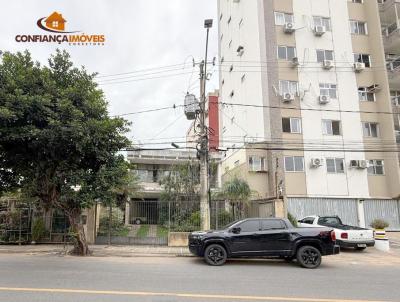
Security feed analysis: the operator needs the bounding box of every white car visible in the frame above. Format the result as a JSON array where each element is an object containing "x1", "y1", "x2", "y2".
[{"x1": 297, "y1": 216, "x2": 375, "y2": 250}]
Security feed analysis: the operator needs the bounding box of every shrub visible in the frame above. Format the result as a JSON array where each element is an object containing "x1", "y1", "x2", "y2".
[
  {"x1": 370, "y1": 219, "x2": 389, "y2": 230},
  {"x1": 287, "y1": 212, "x2": 298, "y2": 227},
  {"x1": 31, "y1": 218, "x2": 47, "y2": 242}
]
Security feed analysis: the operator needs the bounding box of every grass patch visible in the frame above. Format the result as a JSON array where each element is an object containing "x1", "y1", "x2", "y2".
[
  {"x1": 136, "y1": 225, "x2": 150, "y2": 238},
  {"x1": 157, "y1": 226, "x2": 169, "y2": 238}
]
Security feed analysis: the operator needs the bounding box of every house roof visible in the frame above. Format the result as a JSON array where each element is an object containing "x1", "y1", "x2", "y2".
[{"x1": 45, "y1": 12, "x2": 66, "y2": 23}]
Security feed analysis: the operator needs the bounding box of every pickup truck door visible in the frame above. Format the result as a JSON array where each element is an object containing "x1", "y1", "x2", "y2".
[
  {"x1": 258, "y1": 219, "x2": 292, "y2": 253},
  {"x1": 229, "y1": 220, "x2": 261, "y2": 254}
]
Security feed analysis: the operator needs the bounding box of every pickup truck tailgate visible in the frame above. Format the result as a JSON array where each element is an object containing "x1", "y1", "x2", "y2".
[{"x1": 347, "y1": 229, "x2": 374, "y2": 241}]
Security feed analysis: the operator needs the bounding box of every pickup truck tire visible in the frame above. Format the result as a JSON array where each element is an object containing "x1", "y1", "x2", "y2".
[
  {"x1": 296, "y1": 246, "x2": 322, "y2": 269},
  {"x1": 204, "y1": 244, "x2": 227, "y2": 266}
]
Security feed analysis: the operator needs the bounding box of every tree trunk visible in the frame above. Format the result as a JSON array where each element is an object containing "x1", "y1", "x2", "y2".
[
  {"x1": 108, "y1": 204, "x2": 112, "y2": 246},
  {"x1": 67, "y1": 212, "x2": 89, "y2": 256}
]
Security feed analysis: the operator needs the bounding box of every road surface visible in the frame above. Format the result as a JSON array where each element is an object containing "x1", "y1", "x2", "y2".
[{"x1": 0, "y1": 253, "x2": 399, "y2": 302}]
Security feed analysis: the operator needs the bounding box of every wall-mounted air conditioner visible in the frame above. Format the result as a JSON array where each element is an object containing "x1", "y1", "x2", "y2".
[
  {"x1": 354, "y1": 62, "x2": 366, "y2": 72},
  {"x1": 283, "y1": 22, "x2": 295, "y2": 34},
  {"x1": 323, "y1": 60, "x2": 334, "y2": 69},
  {"x1": 314, "y1": 25, "x2": 326, "y2": 36},
  {"x1": 291, "y1": 57, "x2": 299, "y2": 67},
  {"x1": 319, "y1": 95, "x2": 331, "y2": 104},
  {"x1": 311, "y1": 158, "x2": 324, "y2": 167},
  {"x1": 350, "y1": 160, "x2": 369, "y2": 169},
  {"x1": 281, "y1": 93, "x2": 295, "y2": 102}
]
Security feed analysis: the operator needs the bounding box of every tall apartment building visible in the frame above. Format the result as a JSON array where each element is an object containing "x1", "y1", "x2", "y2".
[{"x1": 217, "y1": 0, "x2": 400, "y2": 229}]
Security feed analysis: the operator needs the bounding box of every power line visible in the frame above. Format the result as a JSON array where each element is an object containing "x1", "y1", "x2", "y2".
[
  {"x1": 95, "y1": 62, "x2": 187, "y2": 78},
  {"x1": 111, "y1": 105, "x2": 183, "y2": 117},
  {"x1": 97, "y1": 71, "x2": 195, "y2": 85}
]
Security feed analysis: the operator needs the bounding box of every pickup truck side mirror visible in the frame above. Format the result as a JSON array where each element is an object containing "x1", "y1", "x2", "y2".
[
  {"x1": 231, "y1": 227, "x2": 241, "y2": 234},
  {"x1": 297, "y1": 220, "x2": 302, "y2": 223}
]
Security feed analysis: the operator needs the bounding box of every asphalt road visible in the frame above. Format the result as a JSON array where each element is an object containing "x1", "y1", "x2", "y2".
[{"x1": 0, "y1": 253, "x2": 399, "y2": 302}]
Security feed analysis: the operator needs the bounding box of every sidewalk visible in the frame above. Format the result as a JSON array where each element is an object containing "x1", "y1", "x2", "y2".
[{"x1": 0, "y1": 244, "x2": 192, "y2": 257}]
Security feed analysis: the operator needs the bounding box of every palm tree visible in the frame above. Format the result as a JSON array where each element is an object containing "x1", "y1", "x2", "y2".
[{"x1": 222, "y1": 177, "x2": 252, "y2": 219}]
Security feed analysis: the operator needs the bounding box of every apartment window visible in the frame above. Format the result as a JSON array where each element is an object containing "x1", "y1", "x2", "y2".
[
  {"x1": 326, "y1": 158, "x2": 345, "y2": 174},
  {"x1": 354, "y1": 53, "x2": 371, "y2": 67},
  {"x1": 391, "y1": 91, "x2": 400, "y2": 105},
  {"x1": 316, "y1": 50, "x2": 334, "y2": 63},
  {"x1": 313, "y1": 16, "x2": 331, "y2": 31},
  {"x1": 350, "y1": 20, "x2": 368, "y2": 35},
  {"x1": 279, "y1": 80, "x2": 298, "y2": 95},
  {"x1": 367, "y1": 160, "x2": 384, "y2": 175},
  {"x1": 248, "y1": 156, "x2": 266, "y2": 172},
  {"x1": 284, "y1": 156, "x2": 304, "y2": 172},
  {"x1": 322, "y1": 120, "x2": 341, "y2": 135},
  {"x1": 277, "y1": 46, "x2": 296, "y2": 60},
  {"x1": 362, "y1": 122, "x2": 379, "y2": 137},
  {"x1": 274, "y1": 12, "x2": 294, "y2": 26},
  {"x1": 319, "y1": 83, "x2": 337, "y2": 98},
  {"x1": 282, "y1": 117, "x2": 302, "y2": 133},
  {"x1": 358, "y1": 87, "x2": 375, "y2": 102}
]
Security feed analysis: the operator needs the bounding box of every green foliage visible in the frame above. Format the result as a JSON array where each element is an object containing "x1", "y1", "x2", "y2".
[
  {"x1": 98, "y1": 207, "x2": 129, "y2": 236},
  {"x1": 160, "y1": 162, "x2": 200, "y2": 202},
  {"x1": 31, "y1": 218, "x2": 47, "y2": 242},
  {"x1": 136, "y1": 225, "x2": 150, "y2": 238},
  {"x1": 217, "y1": 210, "x2": 235, "y2": 227},
  {"x1": 221, "y1": 177, "x2": 252, "y2": 204},
  {"x1": 156, "y1": 226, "x2": 168, "y2": 238},
  {"x1": 0, "y1": 50, "x2": 132, "y2": 253},
  {"x1": 287, "y1": 212, "x2": 298, "y2": 227},
  {"x1": 370, "y1": 219, "x2": 389, "y2": 230}
]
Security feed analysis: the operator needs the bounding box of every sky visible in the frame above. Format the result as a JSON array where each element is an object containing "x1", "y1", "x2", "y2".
[{"x1": 0, "y1": 0, "x2": 219, "y2": 148}]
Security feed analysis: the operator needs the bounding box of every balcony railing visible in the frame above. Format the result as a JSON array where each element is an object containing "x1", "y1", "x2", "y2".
[{"x1": 387, "y1": 56, "x2": 400, "y2": 71}]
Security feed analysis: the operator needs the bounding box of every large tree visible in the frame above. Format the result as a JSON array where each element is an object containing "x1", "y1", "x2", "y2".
[{"x1": 0, "y1": 50, "x2": 130, "y2": 254}]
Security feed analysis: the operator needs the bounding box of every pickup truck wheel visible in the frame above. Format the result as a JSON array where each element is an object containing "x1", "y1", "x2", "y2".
[
  {"x1": 297, "y1": 246, "x2": 321, "y2": 269},
  {"x1": 204, "y1": 244, "x2": 227, "y2": 266}
]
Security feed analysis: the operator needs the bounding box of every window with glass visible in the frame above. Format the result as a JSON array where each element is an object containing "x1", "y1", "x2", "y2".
[
  {"x1": 391, "y1": 91, "x2": 400, "y2": 105},
  {"x1": 362, "y1": 122, "x2": 379, "y2": 138},
  {"x1": 238, "y1": 220, "x2": 260, "y2": 232},
  {"x1": 277, "y1": 46, "x2": 296, "y2": 60},
  {"x1": 313, "y1": 16, "x2": 331, "y2": 31},
  {"x1": 322, "y1": 120, "x2": 341, "y2": 136},
  {"x1": 350, "y1": 20, "x2": 368, "y2": 35},
  {"x1": 262, "y1": 220, "x2": 286, "y2": 230},
  {"x1": 274, "y1": 12, "x2": 294, "y2": 26},
  {"x1": 354, "y1": 53, "x2": 371, "y2": 67},
  {"x1": 282, "y1": 117, "x2": 302, "y2": 133},
  {"x1": 319, "y1": 83, "x2": 337, "y2": 98},
  {"x1": 248, "y1": 156, "x2": 266, "y2": 172},
  {"x1": 358, "y1": 87, "x2": 375, "y2": 102},
  {"x1": 326, "y1": 158, "x2": 345, "y2": 173},
  {"x1": 367, "y1": 160, "x2": 384, "y2": 175},
  {"x1": 284, "y1": 156, "x2": 305, "y2": 172},
  {"x1": 279, "y1": 80, "x2": 298, "y2": 95},
  {"x1": 317, "y1": 50, "x2": 334, "y2": 63}
]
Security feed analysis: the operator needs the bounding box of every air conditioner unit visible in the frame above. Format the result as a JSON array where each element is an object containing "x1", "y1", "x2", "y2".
[
  {"x1": 237, "y1": 46, "x2": 244, "y2": 56},
  {"x1": 311, "y1": 158, "x2": 324, "y2": 167},
  {"x1": 354, "y1": 62, "x2": 366, "y2": 72},
  {"x1": 291, "y1": 57, "x2": 300, "y2": 67},
  {"x1": 323, "y1": 60, "x2": 334, "y2": 69},
  {"x1": 314, "y1": 25, "x2": 326, "y2": 36},
  {"x1": 283, "y1": 22, "x2": 295, "y2": 33},
  {"x1": 319, "y1": 95, "x2": 330, "y2": 104},
  {"x1": 281, "y1": 93, "x2": 295, "y2": 102},
  {"x1": 350, "y1": 160, "x2": 369, "y2": 169}
]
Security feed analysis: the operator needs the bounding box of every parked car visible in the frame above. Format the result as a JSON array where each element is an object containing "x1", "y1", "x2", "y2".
[
  {"x1": 297, "y1": 216, "x2": 375, "y2": 250},
  {"x1": 188, "y1": 218, "x2": 340, "y2": 268}
]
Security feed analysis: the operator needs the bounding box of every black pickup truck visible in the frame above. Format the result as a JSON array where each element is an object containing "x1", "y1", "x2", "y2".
[{"x1": 189, "y1": 218, "x2": 340, "y2": 268}]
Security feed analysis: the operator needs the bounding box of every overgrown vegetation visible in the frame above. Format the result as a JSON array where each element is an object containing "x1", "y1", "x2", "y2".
[
  {"x1": 31, "y1": 218, "x2": 47, "y2": 242},
  {"x1": 288, "y1": 212, "x2": 298, "y2": 227},
  {"x1": 370, "y1": 219, "x2": 389, "y2": 230}
]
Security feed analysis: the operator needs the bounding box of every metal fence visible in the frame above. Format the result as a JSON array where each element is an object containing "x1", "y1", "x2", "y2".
[
  {"x1": 95, "y1": 199, "x2": 275, "y2": 246},
  {"x1": 364, "y1": 199, "x2": 400, "y2": 231}
]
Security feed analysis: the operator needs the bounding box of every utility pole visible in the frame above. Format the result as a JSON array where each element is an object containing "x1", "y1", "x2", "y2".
[{"x1": 198, "y1": 19, "x2": 213, "y2": 231}]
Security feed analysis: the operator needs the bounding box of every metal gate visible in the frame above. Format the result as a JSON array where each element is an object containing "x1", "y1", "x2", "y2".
[
  {"x1": 287, "y1": 198, "x2": 359, "y2": 225},
  {"x1": 363, "y1": 199, "x2": 400, "y2": 231}
]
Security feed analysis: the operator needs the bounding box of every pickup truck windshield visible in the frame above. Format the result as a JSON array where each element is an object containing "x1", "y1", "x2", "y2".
[{"x1": 318, "y1": 217, "x2": 342, "y2": 226}]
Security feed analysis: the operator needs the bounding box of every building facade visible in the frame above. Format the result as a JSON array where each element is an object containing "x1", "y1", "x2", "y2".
[{"x1": 218, "y1": 0, "x2": 400, "y2": 229}]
